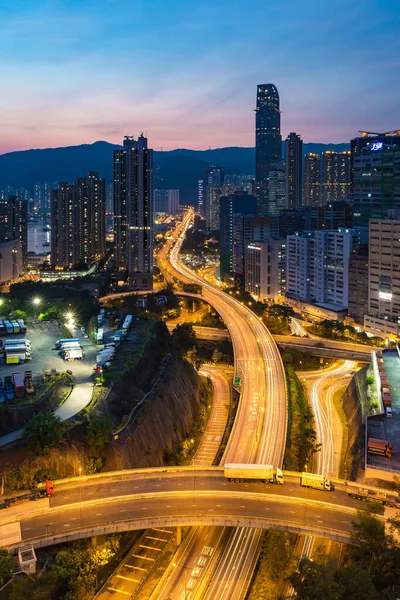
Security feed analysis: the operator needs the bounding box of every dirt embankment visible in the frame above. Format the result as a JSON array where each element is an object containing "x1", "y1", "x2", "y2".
[
  {"x1": 95, "y1": 321, "x2": 201, "y2": 469},
  {"x1": 0, "y1": 321, "x2": 202, "y2": 481},
  {"x1": 0, "y1": 376, "x2": 72, "y2": 436},
  {"x1": 341, "y1": 368, "x2": 365, "y2": 480}
]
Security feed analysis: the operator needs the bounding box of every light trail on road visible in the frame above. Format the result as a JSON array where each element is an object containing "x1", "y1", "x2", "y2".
[
  {"x1": 302, "y1": 360, "x2": 356, "y2": 478},
  {"x1": 159, "y1": 210, "x2": 287, "y2": 600}
]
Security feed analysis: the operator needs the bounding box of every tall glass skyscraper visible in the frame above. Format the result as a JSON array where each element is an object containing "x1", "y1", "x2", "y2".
[{"x1": 255, "y1": 84, "x2": 281, "y2": 214}]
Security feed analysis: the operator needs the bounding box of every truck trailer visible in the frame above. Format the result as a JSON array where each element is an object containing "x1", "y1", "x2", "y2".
[
  {"x1": 12, "y1": 372, "x2": 24, "y2": 397},
  {"x1": 224, "y1": 463, "x2": 284, "y2": 484},
  {"x1": 64, "y1": 348, "x2": 83, "y2": 361},
  {"x1": 367, "y1": 438, "x2": 392, "y2": 458},
  {"x1": 346, "y1": 485, "x2": 399, "y2": 508},
  {"x1": 300, "y1": 472, "x2": 332, "y2": 491},
  {"x1": 55, "y1": 338, "x2": 79, "y2": 349},
  {"x1": 4, "y1": 339, "x2": 31, "y2": 349},
  {"x1": 6, "y1": 351, "x2": 31, "y2": 363}
]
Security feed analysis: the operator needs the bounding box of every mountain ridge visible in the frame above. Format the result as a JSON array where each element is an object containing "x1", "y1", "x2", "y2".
[{"x1": 0, "y1": 141, "x2": 350, "y2": 205}]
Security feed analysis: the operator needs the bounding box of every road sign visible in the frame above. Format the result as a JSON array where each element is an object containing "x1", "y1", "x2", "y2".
[{"x1": 234, "y1": 376, "x2": 241, "y2": 387}]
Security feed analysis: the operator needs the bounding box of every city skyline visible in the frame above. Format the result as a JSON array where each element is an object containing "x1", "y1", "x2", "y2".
[{"x1": 0, "y1": 0, "x2": 399, "y2": 154}]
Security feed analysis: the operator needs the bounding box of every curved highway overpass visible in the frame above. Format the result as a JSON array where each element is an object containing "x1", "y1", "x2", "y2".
[{"x1": 0, "y1": 468, "x2": 374, "y2": 550}]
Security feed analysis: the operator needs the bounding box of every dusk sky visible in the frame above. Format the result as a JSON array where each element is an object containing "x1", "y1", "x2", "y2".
[{"x1": 1, "y1": 0, "x2": 399, "y2": 154}]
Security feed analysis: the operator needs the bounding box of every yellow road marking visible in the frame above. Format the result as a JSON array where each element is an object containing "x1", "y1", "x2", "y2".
[
  {"x1": 153, "y1": 528, "x2": 173, "y2": 533},
  {"x1": 125, "y1": 564, "x2": 148, "y2": 572},
  {"x1": 139, "y1": 545, "x2": 161, "y2": 552},
  {"x1": 146, "y1": 536, "x2": 168, "y2": 542},
  {"x1": 116, "y1": 574, "x2": 141, "y2": 583},
  {"x1": 132, "y1": 554, "x2": 155, "y2": 562},
  {"x1": 107, "y1": 587, "x2": 131, "y2": 596}
]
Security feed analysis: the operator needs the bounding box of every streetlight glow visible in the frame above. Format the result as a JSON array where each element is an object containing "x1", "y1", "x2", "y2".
[{"x1": 32, "y1": 297, "x2": 41, "y2": 306}]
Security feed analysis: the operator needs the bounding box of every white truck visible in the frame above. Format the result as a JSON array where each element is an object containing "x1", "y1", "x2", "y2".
[
  {"x1": 4, "y1": 339, "x2": 31, "y2": 350},
  {"x1": 60, "y1": 343, "x2": 81, "y2": 354},
  {"x1": 224, "y1": 463, "x2": 284, "y2": 484},
  {"x1": 300, "y1": 472, "x2": 332, "y2": 491},
  {"x1": 64, "y1": 348, "x2": 83, "y2": 361},
  {"x1": 96, "y1": 352, "x2": 114, "y2": 363}
]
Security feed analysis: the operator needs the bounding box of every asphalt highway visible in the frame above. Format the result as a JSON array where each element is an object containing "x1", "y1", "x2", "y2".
[{"x1": 20, "y1": 483, "x2": 362, "y2": 547}]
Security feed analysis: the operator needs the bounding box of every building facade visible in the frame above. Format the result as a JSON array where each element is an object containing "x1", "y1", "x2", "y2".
[
  {"x1": 268, "y1": 160, "x2": 286, "y2": 215},
  {"x1": 321, "y1": 150, "x2": 351, "y2": 204},
  {"x1": 348, "y1": 248, "x2": 369, "y2": 324},
  {"x1": 0, "y1": 195, "x2": 27, "y2": 269},
  {"x1": 352, "y1": 143, "x2": 400, "y2": 225},
  {"x1": 245, "y1": 238, "x2": 286, "y2": 300},
  {"x1": 51, "y1": 173, "x2": 105, "y2": 268},
  {"x1": 219, "y1": 192, "x2": 257, "y2": 280},
  {"x1": 365, "y1": 217, "x2": 400, "y2": 338},
  {"x1": 205, "y1": 166, "x2": 224, "y2": 230},
  {"x1": 285, "y1": 132, "x2": 303, "y2": 210},
  {"x1": 0, "y1": 239, "x2": 23, "y2": 283},
  {"x1": 286, "y1": 229, "x2": 358, "y2": 308},
  {"x1": 114, "y1": 135, "x2": 154, "y2": 289},
  {"x1": 255, "y1": 84, "x2": 281, "y2": 214},
  {"x1": 304, "y1": 153, "x2": 321, "y2": 207}
]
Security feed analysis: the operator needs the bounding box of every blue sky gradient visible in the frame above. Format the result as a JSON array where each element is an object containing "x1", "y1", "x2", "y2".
[{"x1": 0, "y1": 0, "x2": 399, "y2": 152}]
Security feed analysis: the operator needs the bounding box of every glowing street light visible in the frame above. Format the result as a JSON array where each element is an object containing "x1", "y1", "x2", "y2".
[{"x1": 32, "y1": 297, "x2": 41, "y2": 306}]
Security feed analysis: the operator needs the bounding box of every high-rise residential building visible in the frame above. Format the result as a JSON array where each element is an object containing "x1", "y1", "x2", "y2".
[
  {"x1": 321, "y1": 150, "x2": 351, "y2": 204},
  {"x1": 286, "y1": 229, "x2": 358, "y2": 308},
  {"x1": 167, "y1": 189, "x2": 180, "y2": 214},
  {"x1": 348, "y1": 245, "x2": 369, "y2": 324},
  {"x1": 154, "y1": 190, "x2": 168, "y2": 214},
  {"x1": 51, "y1": 182, "x2": 75, "y2": 268},
  {"x1": 33, "y1": 181, "x2": 54, "y2": 215},
  {"x1": 310, "y1": 201, "x2": 352, "y2": 231},
  {"x1": 197, "y1": 180, "x2": 204, "y2": 216},
  {"x1": 304, "y1": 153, "x2": 321, "y2": 207},
  {"x1": 350, "y1": 130, "x2": 400, "y2": 188},
  {"x1": 219, "y1": 192, "x2": 257, "y2": 280},
  {"x1": 232, "y1": 213, "x2": 277, "y2": 282},
  {"x1": 364, "y1": 215, "x2": 400, "y2": 338},
  {"x1": 278, "y1": 208, "x2": 311, "y2": 238},
  {"x1": 285, "y1": 132, "x2": 303, "y2": 210},
  {"x1": 245, "y1": 238, "x2": 286, "y2": 301},
  {"x1": 255, "y1": 84, "x2": 281, "y2": 214},
  {"x1": 51, "y1": 172, "x2": 105, "y2": 268},
  {"x1": 267, "y1": 160, "x2": 286, "y2": 215},
  {"x1": 154, "y1": 189, "x2": 180, "y2": 215},
  {"x1": 205, "y1": 166, "x2": 224, "y2": 230},
  {"x1": 0, "y1": 194, "x2": 27, "y2": 269},
  {"x1": 0, "y1": 240, "x2": 23, "y2": 283},
  {"x1": 113, "y1": 135, "x2": 153, "y2": 289},
  {"x1": 352, "y1": 142, "x2": 400, "y2": 225}
]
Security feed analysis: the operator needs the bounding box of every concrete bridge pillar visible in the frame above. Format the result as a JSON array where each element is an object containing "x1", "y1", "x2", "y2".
[
  {"x1": 91, "y1": 536, "x2": 97, "y2": 547},
  {"x1": 176, "y1": 526, "x2": 182, "y2": 546}
]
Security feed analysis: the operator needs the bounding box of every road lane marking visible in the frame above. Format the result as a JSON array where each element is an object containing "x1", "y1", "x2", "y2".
[
  {"x1": 116, "y1": 574, "x2": 141, "y2": 583},
  {"x1": 125, "y1": 564, "x2": 147, "y2": 571},
  {"x1": 64, "y1": 524, "x2": 70, "y2": 527},
  {"x1": 107, "y1": 587, "x2": 131, "y2": 596},
  {"x1": 132, "y1": 555, "x2": 155, "y2": 561},
  {"x1": 146, "y1": 536, "x2": 168, "y2": 542},
  {"x1": 139, "y1": 545, "x2": 161, "y2": 552},
  {"x1": 153, "y1": 528, "x2": 173, "y2": 533}
]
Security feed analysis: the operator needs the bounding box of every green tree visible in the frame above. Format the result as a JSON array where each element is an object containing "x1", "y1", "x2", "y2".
[
  {"x1": 172, "y1": 323, "x2": 197, "y2": 352},
  {"x1": 349, "y1": 507, "x2": 387, "y2": 570},
  {"x1": 0, "y1": 549, "x2": 15, "y2": 586},
  {"x1": 9, "y1": 309, "x2": 27, "y2": 321},
  {"x1": 290, "y1": 559, "x2": 343, "y2": 600},
  {"x1": 9, "y1": 572, "x2": 59, "y2": 600},
  {"x1": 335, "y1": 564, "x2": 379, "y2": 600},
  {"x1": 86, "y1": 416, "x2": 112, "y2": 456},
  {"x1": 22, "y1": 412, "x2": 62, "y2": 456},
  {"x1": 84, "y1": 457, "x2": 104, "y2": 475}
]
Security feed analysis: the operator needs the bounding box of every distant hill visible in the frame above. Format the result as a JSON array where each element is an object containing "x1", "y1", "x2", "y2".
[{"x1": 0, "y1": 140, "x2": 350, "y2": 205}]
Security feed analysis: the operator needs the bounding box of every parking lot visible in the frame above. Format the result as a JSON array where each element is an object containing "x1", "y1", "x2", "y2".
[{"x1": 0, "y1": 320, "x2": 98, "y2": 381}]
